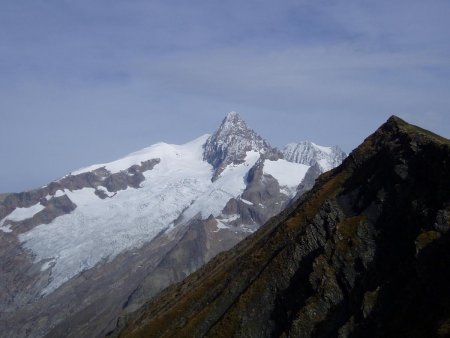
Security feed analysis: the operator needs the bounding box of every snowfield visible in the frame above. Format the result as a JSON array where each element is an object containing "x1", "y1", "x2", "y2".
[
  {"x1": 20, "y1": 135, "x2": 213, "y2": 294},
  {"x1": 16, "y1": 135, "x2": 310, "y2": 295},
  {"x1": 264, "y1": 159, "x2": 309, "y2": 195},
  {"x1": 12, "y1": 128, "x2": 332, "y2": 296}
]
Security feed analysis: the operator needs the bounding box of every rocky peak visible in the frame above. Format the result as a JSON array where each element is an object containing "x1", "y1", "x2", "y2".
[
  {"x1": 283, "y1": 140, "x2": 347, "y2": 172},
  {"x1": 203, "y1": 112, "x2": 281, "y2": 180},
  {"x1": 217, "y1": 111, "x2": 247, "y2": 133}
]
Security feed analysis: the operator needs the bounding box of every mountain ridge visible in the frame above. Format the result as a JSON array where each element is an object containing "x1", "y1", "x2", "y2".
[
  {"x1": 112, "y1": 115, "x2": 450, "y2": 338},
  {"x1": 283, "y1": 141, "x2": 347, "y2": 172}
]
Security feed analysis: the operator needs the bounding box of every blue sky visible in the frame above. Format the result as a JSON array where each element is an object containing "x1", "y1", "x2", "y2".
[{"x1": 1, "y1": 0, "x2": 450, "y2": 192}]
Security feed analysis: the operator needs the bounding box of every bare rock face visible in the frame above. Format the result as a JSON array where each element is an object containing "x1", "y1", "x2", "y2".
[
  {"x1": 116, "y1": 216, "x2": 249, "y2": 318},
  {"x1": 112, "y1": 116, "x2": 450, "y2": 338},
  {"x1": 203, "y1": 112, "x2": 282, "y2": 180},
  {"x1": 295, "y1": 162, "x2": 323, "y2": 198},
  {"x1": 226, "y1": 158, "x2": 290, "y2": 226}
]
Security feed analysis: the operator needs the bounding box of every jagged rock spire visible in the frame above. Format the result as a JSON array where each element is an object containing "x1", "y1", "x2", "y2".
[{"x1": 203, "y1": 111, "x2": 281, "y2": 180}]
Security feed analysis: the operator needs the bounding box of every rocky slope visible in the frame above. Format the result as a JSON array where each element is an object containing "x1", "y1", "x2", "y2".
[
  {"x1": 0, "y1": 112, "x2": 345, "y2": 337},
  {"x1": 112, "y1": 116, "x2": 450, "y2": 338}
]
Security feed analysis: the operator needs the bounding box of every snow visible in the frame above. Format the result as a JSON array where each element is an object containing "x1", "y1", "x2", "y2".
[
  {"x1": 311, "y1": 142, "x2": 332, "y2": 155},
  {"x1": 54, "y1": 190, "x2": 65, "y2": 197},
  {"x1": 17, "y1": 132, "x2": 309, "y2": 296},
  {"x1": 70, "y1": 135, "x2": 209, "y2": 175},
  {"x1": 240, "y1": 198, "x2": 254, "y2": 206},
  {"x1": 96, "y1": 186, "x2": 115, "y2": 197},
  {"x1": 263, "y1": 159, "x2": 309, "y2": 188},
  {"x1": 220, "y1": 214, "x2": 240, "y2": 222},
  {"x1": 19, "y1": 135, "x2": 214, "y2": 295},
  {"x1": 283, "y1": 141, "x2": 345, "y2": 172},
  {"x1": 215, "y1": 221, "x2": 230, "y2": 231},
  {"x1": 0, "y1": 224, "x2": 12, "y2": 233},
  {"x1": 0, "y1": 203, "x2": 46, "y2": 227},
  {"x1": 318, "y1": 158, "x2": 332, "y2": 172},
  {"x1": 180, "y1": 151, "x2": 260, "y2": 221},
  {"x1": 40, "y1": 259, "x2": 55, "y2": 272}
]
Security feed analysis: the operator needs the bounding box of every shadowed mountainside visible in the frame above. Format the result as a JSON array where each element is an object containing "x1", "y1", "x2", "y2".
[{"x1": 111, "y1": 116, "x2": 450, "y2": 338}]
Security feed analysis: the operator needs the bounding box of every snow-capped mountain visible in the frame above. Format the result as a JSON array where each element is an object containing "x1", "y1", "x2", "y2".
[
  {"x1": 203, "y1": 111, "x2": 282, "y2": 179},
  {"x1": 0, "y1": 111, "x2": 346, "y2": 338},
  {"x1": 283, "y1": 141, "x2": 347, "y2": 171}
]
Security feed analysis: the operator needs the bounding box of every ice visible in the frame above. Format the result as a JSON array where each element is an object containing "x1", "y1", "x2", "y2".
[{"x1": 19, "y1": 135, "x2": 214, "y2": 295}]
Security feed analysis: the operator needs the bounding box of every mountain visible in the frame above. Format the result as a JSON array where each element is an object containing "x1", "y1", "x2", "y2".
[
  {"x1": 283, "y1": 141, "x2": 347, "y2": 172},
  {"x1": 0, "y1": 112, "x2": 345, "y2": 338},
  {"x1": 203, "y1": 111, "x2": 282, "y2": 180},
  {"x1": 112, "y1": 116, "x2": 450, "y2": 338}
]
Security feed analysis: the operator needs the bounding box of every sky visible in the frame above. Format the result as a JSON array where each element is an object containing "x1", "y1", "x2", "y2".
[{"x1": 1, "y1": 0, "x2": 450, "y2": 192}]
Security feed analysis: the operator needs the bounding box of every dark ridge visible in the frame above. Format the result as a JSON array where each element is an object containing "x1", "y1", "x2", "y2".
[{"x1": 110, "y1": 116, "x2": 450, "y2": 338}]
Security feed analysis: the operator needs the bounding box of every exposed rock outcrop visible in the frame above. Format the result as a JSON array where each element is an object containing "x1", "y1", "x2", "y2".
[{"x1": 203, "y1": 112, "x2": 282, "y2": 180}]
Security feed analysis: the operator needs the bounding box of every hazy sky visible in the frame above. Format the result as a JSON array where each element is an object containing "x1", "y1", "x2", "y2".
[{"x1": 1, "y1": 0, "x2": 450, "y2": 192}]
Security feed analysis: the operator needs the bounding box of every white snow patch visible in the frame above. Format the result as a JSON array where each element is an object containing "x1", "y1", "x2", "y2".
[
  {"x1": 241, "y1": 226, "x2": 256, "y2": 233},
  {"x1": 263, "y1": 159, "x2": 309, "y2": 188},
  {"x1": 220, "y1": 214, "x2": 240, "y2": 222},
  {"x1": 240, "y1": 198, "x2": 254, "y2": 206},
  {"x1": 217, "y1": 221, "x2": 229, "y2": 229},
  {"x1": 0, "y1": 224, "x2": 13, "y2": 233},
  {"x1": 0, "y1": 203, "x2": 45, "y2": 226},
  {"x1": 40, "y1": 259, "x2": 55, "y2": 272},
  {"x1": 96, "y1": 186, "x2": 115, "y2": 198},
  {"x1": 54, "y1": 190, "x2": 65, "y2": 198},
  {"x1": 213, "y1": 221, "x2": 230, "y2": 232}
]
